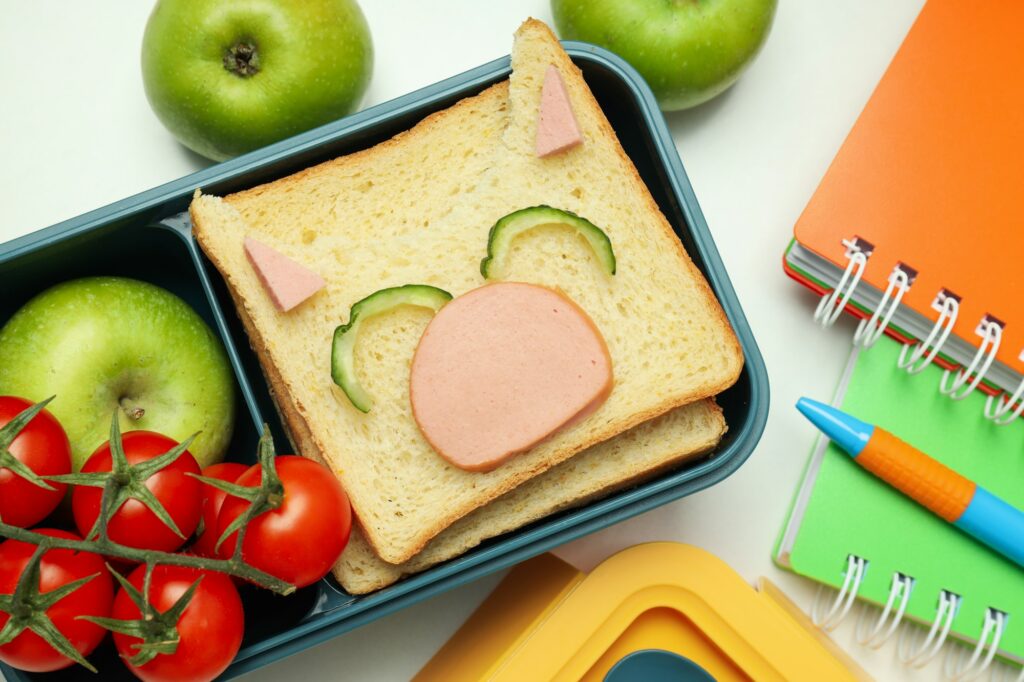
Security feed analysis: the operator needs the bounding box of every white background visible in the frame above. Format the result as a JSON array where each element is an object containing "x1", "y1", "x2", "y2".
[{"x1": 4, "y1": 1, "x2": 997, "y2": 680}]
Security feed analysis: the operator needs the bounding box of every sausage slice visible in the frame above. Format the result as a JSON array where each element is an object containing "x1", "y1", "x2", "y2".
[{"x1": 410, "y1": 282, "x2": 613, "y2": 472}]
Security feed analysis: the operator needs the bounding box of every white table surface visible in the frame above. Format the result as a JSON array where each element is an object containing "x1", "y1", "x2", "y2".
[{"x1": 5, "y1": 1, "x2": 994, "y2": 680}]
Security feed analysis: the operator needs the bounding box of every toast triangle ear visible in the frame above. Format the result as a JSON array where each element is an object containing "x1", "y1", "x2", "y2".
[
  {"x1": 244, "y1": 237, "x2": 325, "y2": 312},
  {"x1": 535, "y1": 65, "x2": 583, "y2": 157}
]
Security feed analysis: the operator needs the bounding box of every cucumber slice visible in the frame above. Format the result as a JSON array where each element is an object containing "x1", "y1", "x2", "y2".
[
  {"x1": 331, "y1": 284, "x2": 453, "y2": 413},
  {"x1": 479, "y1": 205, "x2": 616, "y2": 279}
]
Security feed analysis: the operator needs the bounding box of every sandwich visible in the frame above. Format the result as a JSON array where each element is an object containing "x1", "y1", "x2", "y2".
[{"x1": 190, "y1": 19, "x2": 742, "y2": 568}]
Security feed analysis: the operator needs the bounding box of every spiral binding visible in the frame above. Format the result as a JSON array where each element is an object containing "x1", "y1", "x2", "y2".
[
  {"x1": 811, "y1": 567, "x2": 1015, "y2": 680},
  {"x1": 809, "y1": 248, "x2": 1024, "y2": 418},
  {"x1": 898, "y1": 590, "x2": 961, "y2": 668},
  {"x1": 855, "y1": 572, "x2": 913, "y2": 648},
  {"x1": 985, "y1": 350, "x2": 1024, "y2": 426},
  {"x1": 814, "y1": 239, "x2": 869, "y2": 328},
  {"x1": 853, "y1": 266, "x2": 911, "y2": 348},
  {"x1": 940, "y1": 317, "x2": 1003, "y2": 400},
  {"x1": 943, "y1": 609, "x2": 1006, "y2": 681},
  {"x1": 897, "y1": 291, "x2": 959, "y2": 374},
  {"x1": 811, "y1": 554, "x2": 867, "y2": 631}
]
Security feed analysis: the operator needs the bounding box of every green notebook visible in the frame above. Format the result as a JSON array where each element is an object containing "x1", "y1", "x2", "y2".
[{"x1": 775, "y1": 336, "x2": 1024, "y2": 661}]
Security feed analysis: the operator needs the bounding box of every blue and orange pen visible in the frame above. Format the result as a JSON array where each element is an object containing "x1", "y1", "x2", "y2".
[{"x1": 797, "y1": 398, "x2": 1024, "y2": 568}]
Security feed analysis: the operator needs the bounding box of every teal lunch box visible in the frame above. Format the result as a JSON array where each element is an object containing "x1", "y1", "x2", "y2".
[{"x1": 0, "y1": 42, "x2": 768, "y2": 680}]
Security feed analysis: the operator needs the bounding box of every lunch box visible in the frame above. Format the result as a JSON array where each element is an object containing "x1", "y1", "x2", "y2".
[{"x1": 0, "y1": 41, "x2": 769, "y2": 681}]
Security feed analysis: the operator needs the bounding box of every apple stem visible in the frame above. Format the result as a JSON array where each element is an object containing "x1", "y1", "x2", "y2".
[
  {"x1": 119, "y1": 397, "x2": 145, "y2": 421},
  {"x1": 224, "y1": 41, "x2": 260, "y2": 78}
]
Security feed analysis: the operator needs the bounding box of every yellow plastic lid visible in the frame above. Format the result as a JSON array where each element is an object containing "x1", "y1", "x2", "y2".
[{"x1": 416, "y1": 543, "x2": 867, "y2": 681}]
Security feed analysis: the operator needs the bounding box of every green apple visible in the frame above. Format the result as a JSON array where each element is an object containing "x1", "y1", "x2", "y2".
[
  {"x1": 0, "y1": 277, "x2": 236, "y2": 471},
  {"x1": 552, "y1": 0, "x2": 776, "y2": 111},
  {"x1": 141, "y1": 0, "x2": 373, "y2": 161}
]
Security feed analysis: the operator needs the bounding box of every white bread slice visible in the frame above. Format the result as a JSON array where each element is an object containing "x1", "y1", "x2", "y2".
[
  {"x1": 191, "y1": 20, "x2": 742, "y2": 564},
  {"x1": 335, "y1": 399, "x2": 724, "y2": 594},
  {"x1": 225, "y1": 287, "x2": 726, "y2": 594}
]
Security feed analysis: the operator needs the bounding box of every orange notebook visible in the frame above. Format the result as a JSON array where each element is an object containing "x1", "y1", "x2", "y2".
[{"x1": 788, "y1": 0, "x2": 1024, "y2": 384}]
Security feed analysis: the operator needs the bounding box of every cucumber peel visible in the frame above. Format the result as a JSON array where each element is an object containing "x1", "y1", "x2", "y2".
[
  {"x1": 480, "y1": 205, "x2": 616, "y2": 279},
  {"x1": 331, "y1": 284, "x2": 453, "y2": 413}
]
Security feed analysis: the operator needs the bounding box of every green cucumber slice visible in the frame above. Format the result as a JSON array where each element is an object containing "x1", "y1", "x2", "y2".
[
  {"x1": 479, "y1": 205, "x2": 617, "y2": 279},
  {"x1": 331, "y1": 284, "x2": 453, "y2": 413}
]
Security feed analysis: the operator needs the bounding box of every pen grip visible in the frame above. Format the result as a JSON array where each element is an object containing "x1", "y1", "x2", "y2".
[{"x1": 856, "y1": 429, "x2": 975, "y2": 522}]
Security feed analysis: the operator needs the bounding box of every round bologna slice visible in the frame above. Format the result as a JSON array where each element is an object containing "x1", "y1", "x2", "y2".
[{"x1": 410, "y1": 282, "x2": 613, "y2": 472}]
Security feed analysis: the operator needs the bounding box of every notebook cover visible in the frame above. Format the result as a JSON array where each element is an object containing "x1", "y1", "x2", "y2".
[
  {"x1": 793, "y1": 0, "x2": 1024, "y2": 375},
  {"x1": 783, "y1": 337, "x2": 1024, "y2": 658}
]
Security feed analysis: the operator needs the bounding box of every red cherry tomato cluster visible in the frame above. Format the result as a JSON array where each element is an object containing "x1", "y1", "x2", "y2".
[{"x1": 0, "y1": 397, "x2": 353, "y2": 680}]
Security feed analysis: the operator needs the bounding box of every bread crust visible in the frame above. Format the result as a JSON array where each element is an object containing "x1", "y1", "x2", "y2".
[{"x1": 334, "y1": 400, "x2": 724, "y2": 593}]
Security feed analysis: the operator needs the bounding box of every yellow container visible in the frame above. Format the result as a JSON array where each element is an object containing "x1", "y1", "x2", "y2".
[{"x1": 416, "y1": 543, "x2": 866, "y2": 681}]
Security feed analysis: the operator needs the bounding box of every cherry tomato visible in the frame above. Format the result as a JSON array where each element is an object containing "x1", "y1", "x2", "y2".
[
  {"x1": 0, "y1": 529, "x2": 114, "y2": 672},
  {"x1": 191, "y1": 462, "x2": 248, "y2": 557},
  {"x1": 0, "y1": 397, "x2": 71, "y2": 528},
  {"x1": 217, "y1": 456, "x2": 351, "y2": 588},
  {"x1": 72, "y1": 431, "x2": 202, "y2": 554},
  {"x1": 111, "y1": 564, "x2": 244, "y2": 682}
]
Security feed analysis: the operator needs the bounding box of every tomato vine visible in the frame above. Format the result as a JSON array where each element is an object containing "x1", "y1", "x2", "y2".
[{"x1": 0, "y1": 406, "x2": 295, "y2": 596}]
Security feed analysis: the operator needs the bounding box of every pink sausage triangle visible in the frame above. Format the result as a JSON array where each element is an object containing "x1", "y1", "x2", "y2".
[
  {"x1": 535, "y1": 65, "x2": 583, "y2": 157},
  {"x1": 244, "y1": 237, "x2": 325, "y2": 312}
]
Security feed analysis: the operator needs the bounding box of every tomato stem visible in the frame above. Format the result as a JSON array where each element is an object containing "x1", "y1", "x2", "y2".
[
  {"x1": 0, "y1": 542, "x2": 101, "y2": 672},
  {"x1": 81, "y1": 564, "x2": 200, "y2": 667},
  {"x1": 0, "y1": 521, "x2": 294, "y2": 595},
  {"x1": 194, "y1": 428, "x2": 287, "y2": 554},
  {"x1": 48, "y1": 413, "x2": 193, "y2": 542}
]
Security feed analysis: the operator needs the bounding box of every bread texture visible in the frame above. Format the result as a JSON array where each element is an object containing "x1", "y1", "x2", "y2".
[
  {"x1": 190, "y1": 19, "x2": 742, "y2": 564},
  {"x1": 335, "y1": 398, "x2": 724, "y2": 594}
]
